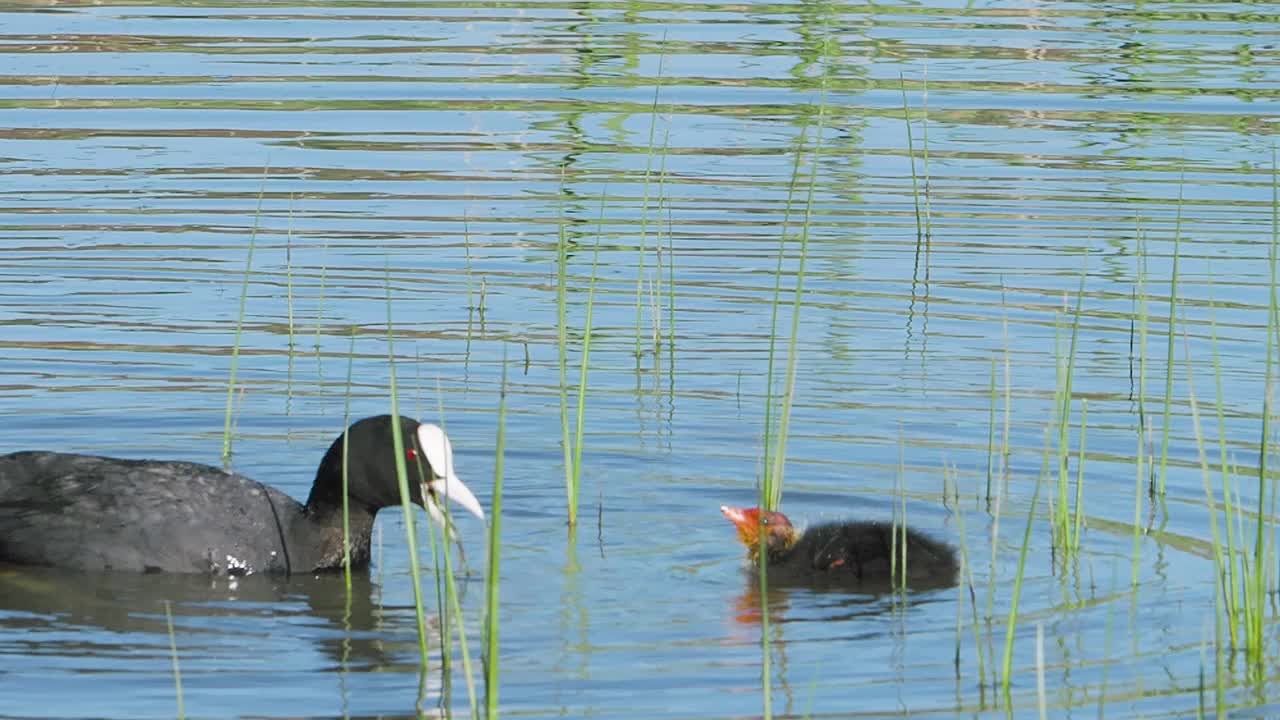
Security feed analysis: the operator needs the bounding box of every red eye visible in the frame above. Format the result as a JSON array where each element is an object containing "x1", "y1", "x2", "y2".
[{"x1": 406, "y1": 448, "x2": 418, "y2": 461}]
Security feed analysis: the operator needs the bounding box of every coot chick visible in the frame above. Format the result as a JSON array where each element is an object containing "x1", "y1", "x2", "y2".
[
  {"x1": 721, "y1": 505, "x2": 957, "y2": 589},
  {"x1": 0, "y1": 415, "x2": 484, "y2": 575}
]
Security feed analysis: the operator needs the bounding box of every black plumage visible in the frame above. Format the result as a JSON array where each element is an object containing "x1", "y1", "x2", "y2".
[
  {"x1": 721, "y1": 505, "x2": 957, "y2": 590},
  {"x1": 0, "y1": 415, "x2": 483, "y2": 575}
]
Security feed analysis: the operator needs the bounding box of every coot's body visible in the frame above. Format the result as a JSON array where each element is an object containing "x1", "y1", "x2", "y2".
[
  {"x1": 1, "y1": 452, "x2": 306, "y2": 573},
  {"x1": 0, "y1": 415, "x2": 484, "y2": 575},
  {"x1": 721, "y1": 506, "x2": 957, "y2": 589}
]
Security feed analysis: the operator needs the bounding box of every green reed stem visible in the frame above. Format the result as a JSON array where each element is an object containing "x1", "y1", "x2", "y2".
[
  {"x1": 556, "y1": 171, "x2": 574, "y2": 524},
  {"x1": 1206, "y1": 280, "x2": 1241, "y2": 646},
  {"x1": 1133, "y1": 230, "x2": 1150, "y2": 591},
  {"x1": 1158, "y1": 179, "x2": 1184, "y2": 496},
  {"x1": 662, "y1": 128, "x2": 676, "y2": 387},
  {"x1": 383, "y1": 266, "x2": 432, "y2": 676},
  {"x1": 952, "y1": 466, "x2": 986, "y2": 687},
  {"x1": 758, "y1": 462, "x2": 773, "y2": 720},
  {"x1": 761, "y1": 118, "x2": 811, "y2": 507},
  {"x1": 635, "y1": 50, "x2": 665, "y2": 364},
  {"x1": 1185, "y1": 319, "x2": 1229, "y2": 624},
  {"x1": 315, "y1": 240, "x2": 328, "y2": 362},
  {"x1": 901, "y1": 75, "x2": 923, "y2": 232},
  {"x1": 484, "y1": 354, "x2": 507, "y2": 718},
  {"x1": 1001, "y1": 430, "x2": 1047, "y2": 699},
  {"x1": 286, "y1": 195, "x2": 295, "y2": 403},
  {"x1": 986, "y1": 357, "x2": 997, "y2": 505},
  {"x1": 341, "y1": 331, "x2": 356, "y2": 593},
  {"x1": 568, "y1": 211, "x2": 604, "y2": 527},
  {"x1": 1072, "y1": 399, "x2": 1087, "y2": 553},
  {"x1": 1001, "y1": 280, "x2": 1012, "y2": 490},
  {"x1": 464, "y1": 214, "x2": 475, "y2": 311},
  {"x1": 768, "y1": 91, "x2": 826, "y2": 511},
  {"x1": 443, "y1": 524, "x2": 479, "y2": 718},
  {"x1": 221, "y1": 168, "x2": 267, "y2": 467},
  {"x1": 1054, "y1": 273, "x2": 1084, "y2": 556},
  {"x1": 1249, "y1": 157, "x2": 1280, "y2": 672}
]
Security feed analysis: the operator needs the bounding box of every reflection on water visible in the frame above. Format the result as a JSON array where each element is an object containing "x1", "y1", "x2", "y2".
[
  {"x1": 2, "y1": 0, "x2": 1279, "y2": 717},
  {"x1": 0, "y1": 564, "x2": 451, "y2": 717},
  {"x1": 729, "y1": 582, "x2": 952, "y2": 628},
  {"x1": 0, "y1": 565, "x2": 408, "y2": 669}
]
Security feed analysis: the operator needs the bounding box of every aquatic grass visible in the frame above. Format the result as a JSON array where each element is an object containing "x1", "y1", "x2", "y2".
[
  {"x1": 635, "y1": 49, "x2": 665, "y2": 367},
  {"x1": 747, "y1": 84, "x2": 828, "y2": 707},
  {"x1": 986, "y1": 358, "x2": 997, "y2": 505},
  {"x1": 1185, "y1": 163, "x2": 1280, "y2": 686},
  {"x1": 950, "y1": 466, "x2": 987, "y2": 693},
  {"x1": 764, "y1": 92, "x2": 825, "y2": 512},
  {"x1": 979, "y1": 286, "x2": 1013, "y2": 694},
  {"x1": 163, "y1": 600, "x2": 185, "y2": 720},
  {"x1": 440, "y1": 514, "x2": 479, "y2": 718},
  {"x1": 1185, "y1": 319, "x2": 1238, "y2": 713},
  {"x1": 315, "y1": 240, "x2": 328, "y2": 365},
  {"x1": 918, "y1": 72, "x2": 933, "y2": 249},
  {"x1": 1252, "y1": 147, "x2": 1280, "y2": 667},
  {"x1": 407, "y1": 389, "x2": 479, "y2": 718},
  {"x1": 757, "y1": 442, "x2": 774, "y2": 720},
  {"x1": 553, "y1": 173, "x2": 605, "y2": 527},
  {"x1": 286, "y1": 194, "x2": 296, "y2": 406},
  {"x1": 648, "y1": 261, "x2": 660, "y2": 362},
  {"x1": 1232, "y1": 161, "x2": 1280, "y2": 678},
  {"x1": 1000, "y1": 281, "x2": 1012, "y2": 496},
  {"x1": 570, "y1": 197, "x2": 606, "y2": 527},
  {"x1": 760, "y1": 118, "x2": 810, "y2": 510},
  {"x1": 1132, "y1": 230, "x2": 1151, "y2": 591},
  {"x1": 953, "y1": 534, "x2": 962, "y2": 672},
  {"x1": 646, "y1": 125, "x2": 675, "y2": 392},
  {"x1": 381, "y1": 268, "x2": 433, "y2": 692},
  {"x1": 220, "y1": 168, "x2": 267, "y2": 467},
  {"x1": 1204, "y1": 282, "x2": 1243, "y2": 649},
  {"x1": 1000, "y1": 428, "x2": 1048, "y2": 700},
  {"x1": 660, "y1": 127, "x2": 676, "y2": 390},
  {"x1": 1157, "y1": 181, "x2": 1184, "y2": 496},
  {"x1": 1073, "y1": 400, "x2": 1087, "y2": 553},
  {"x1": 1051, "y1": 274, "x2": 1085, "y2": 560},
  {"x1": 901, "y1": 74, "x2": 932, "y2": 331},
  {"x1": 464, "y1": 214, "x2": 475, "y2": 311},
  {"x1": 983, "y1": 436, "x2": 1005, "y2": 697},
  {"x1": 425, "y1": 381, "x2": 483, "y2": 715},
  {"x1": 892, "y1": 428, "x2": 909, "y2": 594},
  {"x1": 341, "y1": 331, "x2": 356, "y2": 593},
  {"x1": 419, "y1": 504, "x2": 451, "y2": 711},
  {"x1": 426, "y1": 486, "x2": 450, "y2": 702},
  {"x1": 484, "y1": 354, "x2": 507, "y2": 719},
  {"x1": 555, "y1": 173, "x2": 572, "y2": 523}
]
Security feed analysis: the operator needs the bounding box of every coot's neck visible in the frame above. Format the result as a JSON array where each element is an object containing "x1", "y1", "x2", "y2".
[
  {"x1": 296, "y1": 503, "x2": 380, "y2": 571},
  {"x1": 299, "y1": 440, "x2": 382, "y2": 571},
  {"x1": 304, "y1": 433, "x2": 353, "y2": 512}
]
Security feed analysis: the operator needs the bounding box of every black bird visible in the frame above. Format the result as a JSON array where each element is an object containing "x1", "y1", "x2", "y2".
[
  {"x1": 0, "y1": 415, "x2": 484, "y2": 575},
  {"x1": 720, "y1": 505, "x2": 957, "y2": 589}
]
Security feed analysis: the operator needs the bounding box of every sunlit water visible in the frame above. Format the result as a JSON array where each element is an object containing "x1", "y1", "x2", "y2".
[{"x1": 2, "y1": 1, "x2": 1279, "y2": 717}]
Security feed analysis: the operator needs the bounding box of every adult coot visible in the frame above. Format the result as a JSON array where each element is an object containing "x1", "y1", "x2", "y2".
[
  {"x1": 720, "y1": 505, "x2": 957, "y2": 589},
  {"x1": 0, "y1": 415, "x2": 484, "y2": 575}
]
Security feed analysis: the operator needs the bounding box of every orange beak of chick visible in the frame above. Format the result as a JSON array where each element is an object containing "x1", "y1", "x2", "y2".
[{"x1": 721, "y1": 505, "x2": 796, "y2": 558}]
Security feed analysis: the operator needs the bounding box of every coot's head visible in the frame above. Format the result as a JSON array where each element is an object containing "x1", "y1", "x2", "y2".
[
  {"x1": 310, "y1": 415, "x2": 485, "y2": 530},
  {"x1": 720, "y1": 505, "x2": 798, "y2": 561}
]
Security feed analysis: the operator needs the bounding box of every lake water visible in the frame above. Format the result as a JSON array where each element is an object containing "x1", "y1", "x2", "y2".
[{"x1": 2, "y1": 1, "x2": 1279, "y2": 718}]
